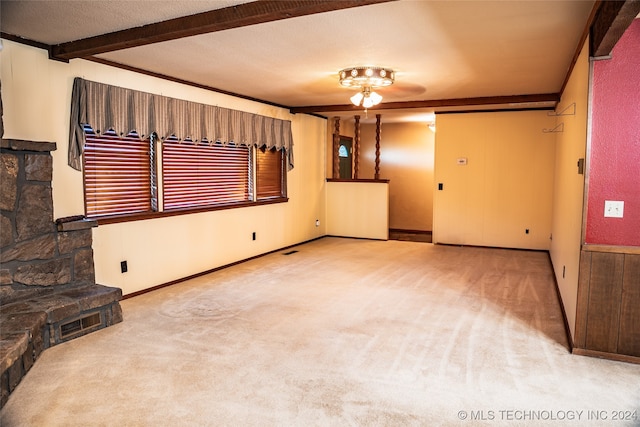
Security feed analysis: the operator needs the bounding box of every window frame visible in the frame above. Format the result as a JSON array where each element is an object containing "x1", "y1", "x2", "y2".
[
  {"x1": 82, "y1": 127, "x2": 154, "y2": 219},
  {"x1": 256, "y1": 145, "x2": 287, "y2": 201},
  {"x1": 162, "y1": 138, "x2": 252, "y2": 211},
  {"x1": 82, "y1": 131, "x2": 288, "y2": 225}
]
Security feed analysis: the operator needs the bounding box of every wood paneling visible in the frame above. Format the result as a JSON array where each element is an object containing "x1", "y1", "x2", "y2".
[
  {"x1": 584, "y1": 252, "x2": 624, "y2": 352},
  {"x1": 576, "y1": 249, "x2": 640, "y2": 359},
  {"x1": 618, "y1": 254, "x2": 640, "y2": 356},
  {"x1": 575, "y1": 251, "x2": 592, "y2": 348}
]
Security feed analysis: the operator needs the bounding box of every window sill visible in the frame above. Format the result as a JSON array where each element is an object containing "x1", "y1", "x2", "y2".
[{"x1": 91, "y1": 197, "x2": 288, "y2": 226}]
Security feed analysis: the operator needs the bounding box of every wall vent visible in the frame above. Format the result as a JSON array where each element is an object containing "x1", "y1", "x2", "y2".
[{"x1": 59, "y1": 312, "x2": 103, "y2": 340}]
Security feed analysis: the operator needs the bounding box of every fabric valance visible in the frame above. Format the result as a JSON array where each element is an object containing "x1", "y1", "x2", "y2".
[{"x1": 68, "y1": 77, "x2": 294, "y2": 171}]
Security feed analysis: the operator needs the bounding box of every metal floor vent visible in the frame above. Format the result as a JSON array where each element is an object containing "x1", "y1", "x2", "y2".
[
  {"x1": 283, "y1": 250, "x2": 299, "y2": 255},
  {"x1": 60, "y1": 312, "x2": 103, "y2": 340}
]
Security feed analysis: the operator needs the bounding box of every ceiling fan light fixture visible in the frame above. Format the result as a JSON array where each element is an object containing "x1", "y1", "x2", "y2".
[
  {"x1": 340, "y1": 66, "x2": 394, "y2": 109},
  {"x1": 362, "y1": 96, "x2": 375, "y2": 109},
  {"x1": 339, "y1": 66, "x2": 395, "y2": 88},
  {"x1": 349, "y1": 87, "x2": 383, "y2": 108},
  {"x1": 369, "y1": 91, "x2": 382, "y2": 105},
  {"x1": 350, "y1": 91, "x2": 364, "y2": 106}
]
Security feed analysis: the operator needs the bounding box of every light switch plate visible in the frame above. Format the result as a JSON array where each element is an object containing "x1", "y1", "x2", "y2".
[{"x1": 604, "y1": 200, "x2": 624, "y2": 218}]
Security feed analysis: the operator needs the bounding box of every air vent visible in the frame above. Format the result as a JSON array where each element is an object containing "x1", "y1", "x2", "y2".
[
  {"x1": 60, "y1": 312, "x2": 102, "y2": 340},
  {"x1": 283, "y1": 250, "x2": 299, "y2": 255}
]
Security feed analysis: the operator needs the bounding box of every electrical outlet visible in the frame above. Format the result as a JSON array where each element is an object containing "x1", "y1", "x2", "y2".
[
  {"x1": 120, "y1": 261, "x2": 128, "y2": 273},
  {"x1": 315, "y1": 219, "x2": 320, "y2": 227},
  {"x1": 252, "y1": 232, "x2": 256, "y2": 240},
  {"x1": 604, "y1": 200, "x2": 624, "y2": 218}
]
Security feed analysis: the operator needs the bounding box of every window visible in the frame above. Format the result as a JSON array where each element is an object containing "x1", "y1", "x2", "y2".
[
  {"x1": 83, "y1": 128, "x2": 152, "y2": 217},
  {"x1": 256, "y1": 146, "x2": 287, "y2": 200},
  {"x1": 162, "y1": 139, "x2": 251, "y2": 210},
  {"x1": 82, "y1": 130, "x2": 287, "y2": 220}
]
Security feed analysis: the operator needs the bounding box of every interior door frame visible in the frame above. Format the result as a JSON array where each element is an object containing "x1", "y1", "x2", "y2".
[{"x1": 334, "y1": 134, "x2": 353, "y2": 179}]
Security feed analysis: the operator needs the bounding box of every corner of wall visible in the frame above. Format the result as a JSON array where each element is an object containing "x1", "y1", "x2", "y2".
[{"x1": 549, "y1": 37, "x2": 590, "y2": 341}]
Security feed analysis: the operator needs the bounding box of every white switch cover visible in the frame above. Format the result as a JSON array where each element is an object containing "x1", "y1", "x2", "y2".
[{"x1": 604, "y1": 200, "x2": 624, "y2": 218}]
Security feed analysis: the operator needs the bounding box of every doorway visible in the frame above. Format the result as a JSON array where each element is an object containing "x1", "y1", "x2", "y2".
[{"x1": 338, "y1": 136, "x2": 352, "y2": 179}]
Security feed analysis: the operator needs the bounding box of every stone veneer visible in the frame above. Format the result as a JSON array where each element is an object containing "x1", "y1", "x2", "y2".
[
  {"x1": 1, "y1": 139, "x2": 94, "y2": 299},
  {"x1": 0, "y1": 138, "x2": 122, "y2": 408}
]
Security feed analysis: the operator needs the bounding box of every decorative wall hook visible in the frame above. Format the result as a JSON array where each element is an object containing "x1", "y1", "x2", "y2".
[
  {"x1": 548, "y1": 102, "x2": 576, "y2": 117},
  {"x1": 543, "y1": 123, "x2": 564, "y2": 133}
]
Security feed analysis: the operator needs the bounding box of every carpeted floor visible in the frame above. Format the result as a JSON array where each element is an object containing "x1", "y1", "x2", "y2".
[{"x1": 2, "y1": 238, "x2": 639, "y2": 426}]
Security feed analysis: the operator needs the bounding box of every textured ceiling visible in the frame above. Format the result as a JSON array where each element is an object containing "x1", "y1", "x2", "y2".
[
  {"x1": 0, "y1": 1, "x2": 252, "y2": 44},
  {"x1": 1, "y1": 0, "x2": 596, "y2": 123}
]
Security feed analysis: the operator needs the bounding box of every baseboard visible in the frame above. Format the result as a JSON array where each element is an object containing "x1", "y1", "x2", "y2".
[
  {"x1": 572, "y1": 347, "x2": 640, "y2": 365},
  {"x1": 433, "y1": 243, "x2": 548, "y2": 253},
  {"x1": 326, "y1": 235, "x2": 388, "y2": 241},
  {"x1": 546, "y1": 252, "x2": 575, "y2": 353},
  {"x1": 121, "y1": 236, "x2": 326, "y2": 300}
]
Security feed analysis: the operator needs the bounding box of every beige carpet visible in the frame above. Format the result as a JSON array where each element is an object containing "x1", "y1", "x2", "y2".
[{"x1": 2, "y1": 238, "x2": 639, "y2": 426}]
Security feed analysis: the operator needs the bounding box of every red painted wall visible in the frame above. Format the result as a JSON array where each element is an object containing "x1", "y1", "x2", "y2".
[{"x1": 585, "y1": 19, "x2": 640, "y2": 246}]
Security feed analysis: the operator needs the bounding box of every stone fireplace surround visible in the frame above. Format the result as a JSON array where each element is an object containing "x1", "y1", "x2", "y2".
[{"x1": 0, "y1": 139, "x2": 122, "y2": 408}]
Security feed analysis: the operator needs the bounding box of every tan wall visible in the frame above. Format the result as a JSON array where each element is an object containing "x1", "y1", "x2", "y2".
[
  {"x1": 1, "y1": 40, "x2": 327, "y2": 296},
  {"x1": 326, "y1": 181, "x2": 389, "y2": 240},
  {"x1": 433, "y1": 111, "x2": 556, "y2": 250},
  {"x1": 327, "y1": 118, "x2": 434, "y2": 232},
  {"x1": 549, "y1": 39, "x2": 589, "y2": 340},
  {"x1": 360, "y1": 122, "x2": 434, "y2": 231}
]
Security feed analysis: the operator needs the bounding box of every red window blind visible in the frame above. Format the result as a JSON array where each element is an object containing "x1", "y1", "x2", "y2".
[
  {"x1": 83, "y1": 128, "x2": 152, "y2": 217},
  {"x1": 256, "y1": 147, "x2": 286, "y2": 200},
  {"x1": 162, "y1": 139, "x2": 251, "y2": 210}
]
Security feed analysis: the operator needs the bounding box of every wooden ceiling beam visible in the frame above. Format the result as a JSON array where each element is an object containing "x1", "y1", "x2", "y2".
[
  {"x1": 50, "y1": 0, "x2": 395, "y2": 61},
  {"x1": 557, "y1": 0, "x2": 602, "y2": 97},
  {"x1": 591, "y1": 0, "x2": 640, "y2": 58},
  {"x1": 289, "y1": 93, "x2": 560, "y2": 114}
]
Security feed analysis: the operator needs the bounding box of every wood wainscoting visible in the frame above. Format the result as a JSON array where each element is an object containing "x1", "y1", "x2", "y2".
[{"x1": 574, "y1": 245, "x2": 640, "y2": 363}]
